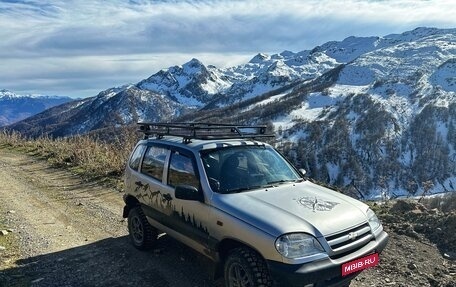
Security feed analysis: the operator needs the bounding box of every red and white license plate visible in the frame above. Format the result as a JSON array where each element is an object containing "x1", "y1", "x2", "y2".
[{"x1": 341, "y1": 253, "x2": 379, "y2": 276}]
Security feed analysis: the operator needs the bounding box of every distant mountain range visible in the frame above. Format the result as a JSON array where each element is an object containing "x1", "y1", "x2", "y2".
[
  {"x1": 0, "y1": 89, "x2": 72, "y2": 127},
  {"x1": 6, "y1": 27, "x2": 456, "y2": 197}
]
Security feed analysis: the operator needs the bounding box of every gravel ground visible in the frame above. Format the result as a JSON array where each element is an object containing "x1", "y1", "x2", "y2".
[{"x1": 0, "y1": 148, "x2": 454, "y2": 287}]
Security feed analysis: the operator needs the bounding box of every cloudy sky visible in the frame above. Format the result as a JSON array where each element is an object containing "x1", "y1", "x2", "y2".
[{"x1": 1, "y1": 0, "x2": 455, "y2": 98}]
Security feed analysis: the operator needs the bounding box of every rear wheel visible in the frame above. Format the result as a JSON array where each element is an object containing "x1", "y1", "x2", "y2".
[
  {"x1": 127, "y1": 206, "x2": 157, "y2": 250},
  {"x1": 224, "y1": 247, "x2": 273, "y2": 287}
]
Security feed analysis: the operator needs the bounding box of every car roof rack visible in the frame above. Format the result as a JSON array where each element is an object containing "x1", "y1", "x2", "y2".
[{"x1": 138, "y1": 122, "x2": 274, "y2": 142}]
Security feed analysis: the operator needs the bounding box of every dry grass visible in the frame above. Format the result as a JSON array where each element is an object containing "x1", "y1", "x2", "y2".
[{"x1": 0, "y1": 129, "x2": 139, "y2": 185}]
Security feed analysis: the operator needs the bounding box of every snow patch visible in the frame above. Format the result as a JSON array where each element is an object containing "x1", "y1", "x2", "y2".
[
  {"x1": 430, "y1": 59, "x2": 456, "y2": 92},
  {"x1": 328, "y1": 84, "x2": 370, "y2": 96},
  {"x1": 250, "y1": 91, "x2": 289, "y2": 108},
  {"x1": 338, "y1": 65, "x2": 376, "y2": 86}
]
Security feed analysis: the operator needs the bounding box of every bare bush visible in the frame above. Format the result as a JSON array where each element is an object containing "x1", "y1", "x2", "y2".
[{"x1": 0, "y1": 128, "x2": 138, "y2": 182}]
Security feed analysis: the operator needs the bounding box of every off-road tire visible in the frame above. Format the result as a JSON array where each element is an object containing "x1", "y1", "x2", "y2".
[
  {"x1": 127, "y1": 206, "x2": 157, "y2": 250},
  {"x1": 224, "y1": 247, "x2": 273, "y2": 287}
]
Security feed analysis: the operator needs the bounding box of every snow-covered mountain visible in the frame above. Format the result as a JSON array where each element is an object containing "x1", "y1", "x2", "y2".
[
  {"x1": 7, "y1": 85, "x2": 194, "y2": 137},
  {"x1": 137, "y1": 58, "x2": 232, "y2": 106},
  {"x1": 183, "y1": 27, "x2": 456, "y2": 197},
  {"x1": 0, "y1": 89, "x2": 72, "y2": 126},
  {"x1": 5, "y1": 45, "x2": 343, "y2": 134},
  {"x1": 7, "y1": 27, "x2": 456, "y2": 197}
]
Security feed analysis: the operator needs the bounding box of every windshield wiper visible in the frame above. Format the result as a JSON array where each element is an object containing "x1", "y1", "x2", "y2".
[
  {"x1": 221, "y1": 187, "x2": 250, "y2": 194},
  {"x1": 248, "y1": 184, "x2": 274, "y2": 190},
  {"x1": 267, "y1": 179, "x2": 302, "y2": 185},
  {"x1": 223, "y1": 184, "x2": 274, "y2": 194}
]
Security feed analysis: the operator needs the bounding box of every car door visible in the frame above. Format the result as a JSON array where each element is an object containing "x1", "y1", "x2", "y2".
[
  {"x1": 161, "y1": 148, "x2": 211, "y2": 252},
  {"x1": 136, "y1": 144, "x2": 173, "y2": 217}
]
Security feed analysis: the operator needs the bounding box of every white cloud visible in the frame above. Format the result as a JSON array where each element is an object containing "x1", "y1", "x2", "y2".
[{"x1": 0, "y1": 0, "x2": 455, "y2": 97}]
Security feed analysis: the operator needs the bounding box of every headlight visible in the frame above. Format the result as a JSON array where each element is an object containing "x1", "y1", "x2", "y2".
[
  {"x1": 367, "y1": 208, "x2": 381, "y2": 231},
  {"x1": 275, "y1": 233, "x2": 325, "y2": 259}
]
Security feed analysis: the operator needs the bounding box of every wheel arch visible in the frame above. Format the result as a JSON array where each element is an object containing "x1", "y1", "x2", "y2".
[
  {"x1": 214, "y1": 238, "x2": 266, "y2": 279},
  {"x1": 122, "y1": 194, "x2": 140, "y2": 218}
]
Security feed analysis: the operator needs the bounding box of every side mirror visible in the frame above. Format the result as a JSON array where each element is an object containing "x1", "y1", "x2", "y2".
[
  {"x1": 175, "y1": 185, "x2": 203, "y2": 201},
  {"x1": 208, "y1": 178, "x2": 220, "y2": 192},
  {"x1": 299, "y1": 168, "x2": 307, "y2": 176}
]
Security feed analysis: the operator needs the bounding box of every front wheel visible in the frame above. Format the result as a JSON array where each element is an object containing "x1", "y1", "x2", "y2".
[
  {"x1": 127, "y1": 206, "x2": 157, "y2": 250},
  {"x1": 224, "y1": 247, "x2": 273, "y2": 287}
]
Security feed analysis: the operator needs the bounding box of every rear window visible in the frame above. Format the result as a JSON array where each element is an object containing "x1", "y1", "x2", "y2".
[
  {"x1": 141, "y1": 146, "x2": 168, "y2": 181},
  {"x1": 129, "y1": 144, "x2": 146, "y2": 171}
]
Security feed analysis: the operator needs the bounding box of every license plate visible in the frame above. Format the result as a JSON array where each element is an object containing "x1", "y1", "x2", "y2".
[{"x1": 341, "y1": 253, "x2": 379, "y2": 276}]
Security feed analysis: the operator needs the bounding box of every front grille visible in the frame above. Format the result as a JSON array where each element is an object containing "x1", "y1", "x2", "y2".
[{"x1": 325, "y1": 223, "x2": 373, "y2": 259}]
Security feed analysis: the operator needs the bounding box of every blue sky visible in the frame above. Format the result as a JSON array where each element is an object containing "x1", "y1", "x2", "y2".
[{"x1": 1, "y1": 0, "x2": 455, "y2": 98}]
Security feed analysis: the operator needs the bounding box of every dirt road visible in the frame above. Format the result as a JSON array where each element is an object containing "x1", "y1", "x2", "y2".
[
  {"x1": 0, "y1": 149, "x2": 454, "y2": 287},
  {"x1": 0, "y1": 149, "x2": 216, "y2": 287}
]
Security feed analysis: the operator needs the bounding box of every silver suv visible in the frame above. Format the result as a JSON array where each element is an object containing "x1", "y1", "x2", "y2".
[{"x1": 123, "y1": 123, "x2": 388, "y2": 287}]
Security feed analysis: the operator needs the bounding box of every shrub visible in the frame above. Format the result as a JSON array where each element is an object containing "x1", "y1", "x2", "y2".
[{"x1": 0, "y1": 128, "x2": 138, "y2": 183}]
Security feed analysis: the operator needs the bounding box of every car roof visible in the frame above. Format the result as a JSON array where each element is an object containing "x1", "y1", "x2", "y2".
[{"x1": 139, "y1": 136, "x2": 271, "y2": 152}]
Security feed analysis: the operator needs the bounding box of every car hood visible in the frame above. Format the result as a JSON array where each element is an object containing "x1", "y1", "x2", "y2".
[{"x1": 212, "y1": 180, "x2": 368, "y2": 238}]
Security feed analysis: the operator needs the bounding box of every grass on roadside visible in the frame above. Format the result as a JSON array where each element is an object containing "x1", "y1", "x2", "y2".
[{"x1": 0, "y1": 129, "x2": 140, "y2": 189}]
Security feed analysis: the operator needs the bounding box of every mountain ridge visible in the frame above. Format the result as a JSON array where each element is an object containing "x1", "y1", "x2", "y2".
[
  {"x1": 6, "y1": 27, "x2": 456, "y2": 197},
  {"x1": 0, "y1": 90, "x2": 73, "y2": 127}
]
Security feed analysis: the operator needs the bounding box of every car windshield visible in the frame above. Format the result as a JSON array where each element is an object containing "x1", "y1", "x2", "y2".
[{"x1": 201, "y1": 145, "x2": 302, "y2": 194}]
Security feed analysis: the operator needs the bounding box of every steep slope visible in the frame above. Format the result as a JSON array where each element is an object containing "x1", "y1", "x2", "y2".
[
  {"x1": 294, "y1": 27, "x2": 456, "y2": 197},
  {"x1": 137, "y1": 58, "x2": 232, "y2": 106},
  {"x1": 205, "y1": 51, "x2": 339, "y2": 108},
  {"x1": 0, "y1": 90, "x2": 72, "y2": 127},
  {"x1": 8, "y1": 86, "x2": 192, "y2": 137},
  {"x1": 181, "y1": 27, "x2": 456, "y2": 197}
]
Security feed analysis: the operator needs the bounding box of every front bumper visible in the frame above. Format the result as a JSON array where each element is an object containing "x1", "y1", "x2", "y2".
[{"x1": 267, "y1": 230, "x2": 389, "y2": 287}]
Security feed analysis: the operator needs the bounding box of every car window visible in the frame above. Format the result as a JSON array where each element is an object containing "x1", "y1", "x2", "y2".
[
  {"x1": 168, "y1": 151, "x2": 199, "y2": 189},
  {"x1": 141, "y1": 146, "x2": 168, "y2": 181},
  {"x1": 129, "y1": 144, "x2": 146, "y2": 171}
]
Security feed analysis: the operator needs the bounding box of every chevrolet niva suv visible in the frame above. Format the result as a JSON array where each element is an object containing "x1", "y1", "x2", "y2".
[{"x1": 123, "y1": 123, "x2": 388, "y2": 287}]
